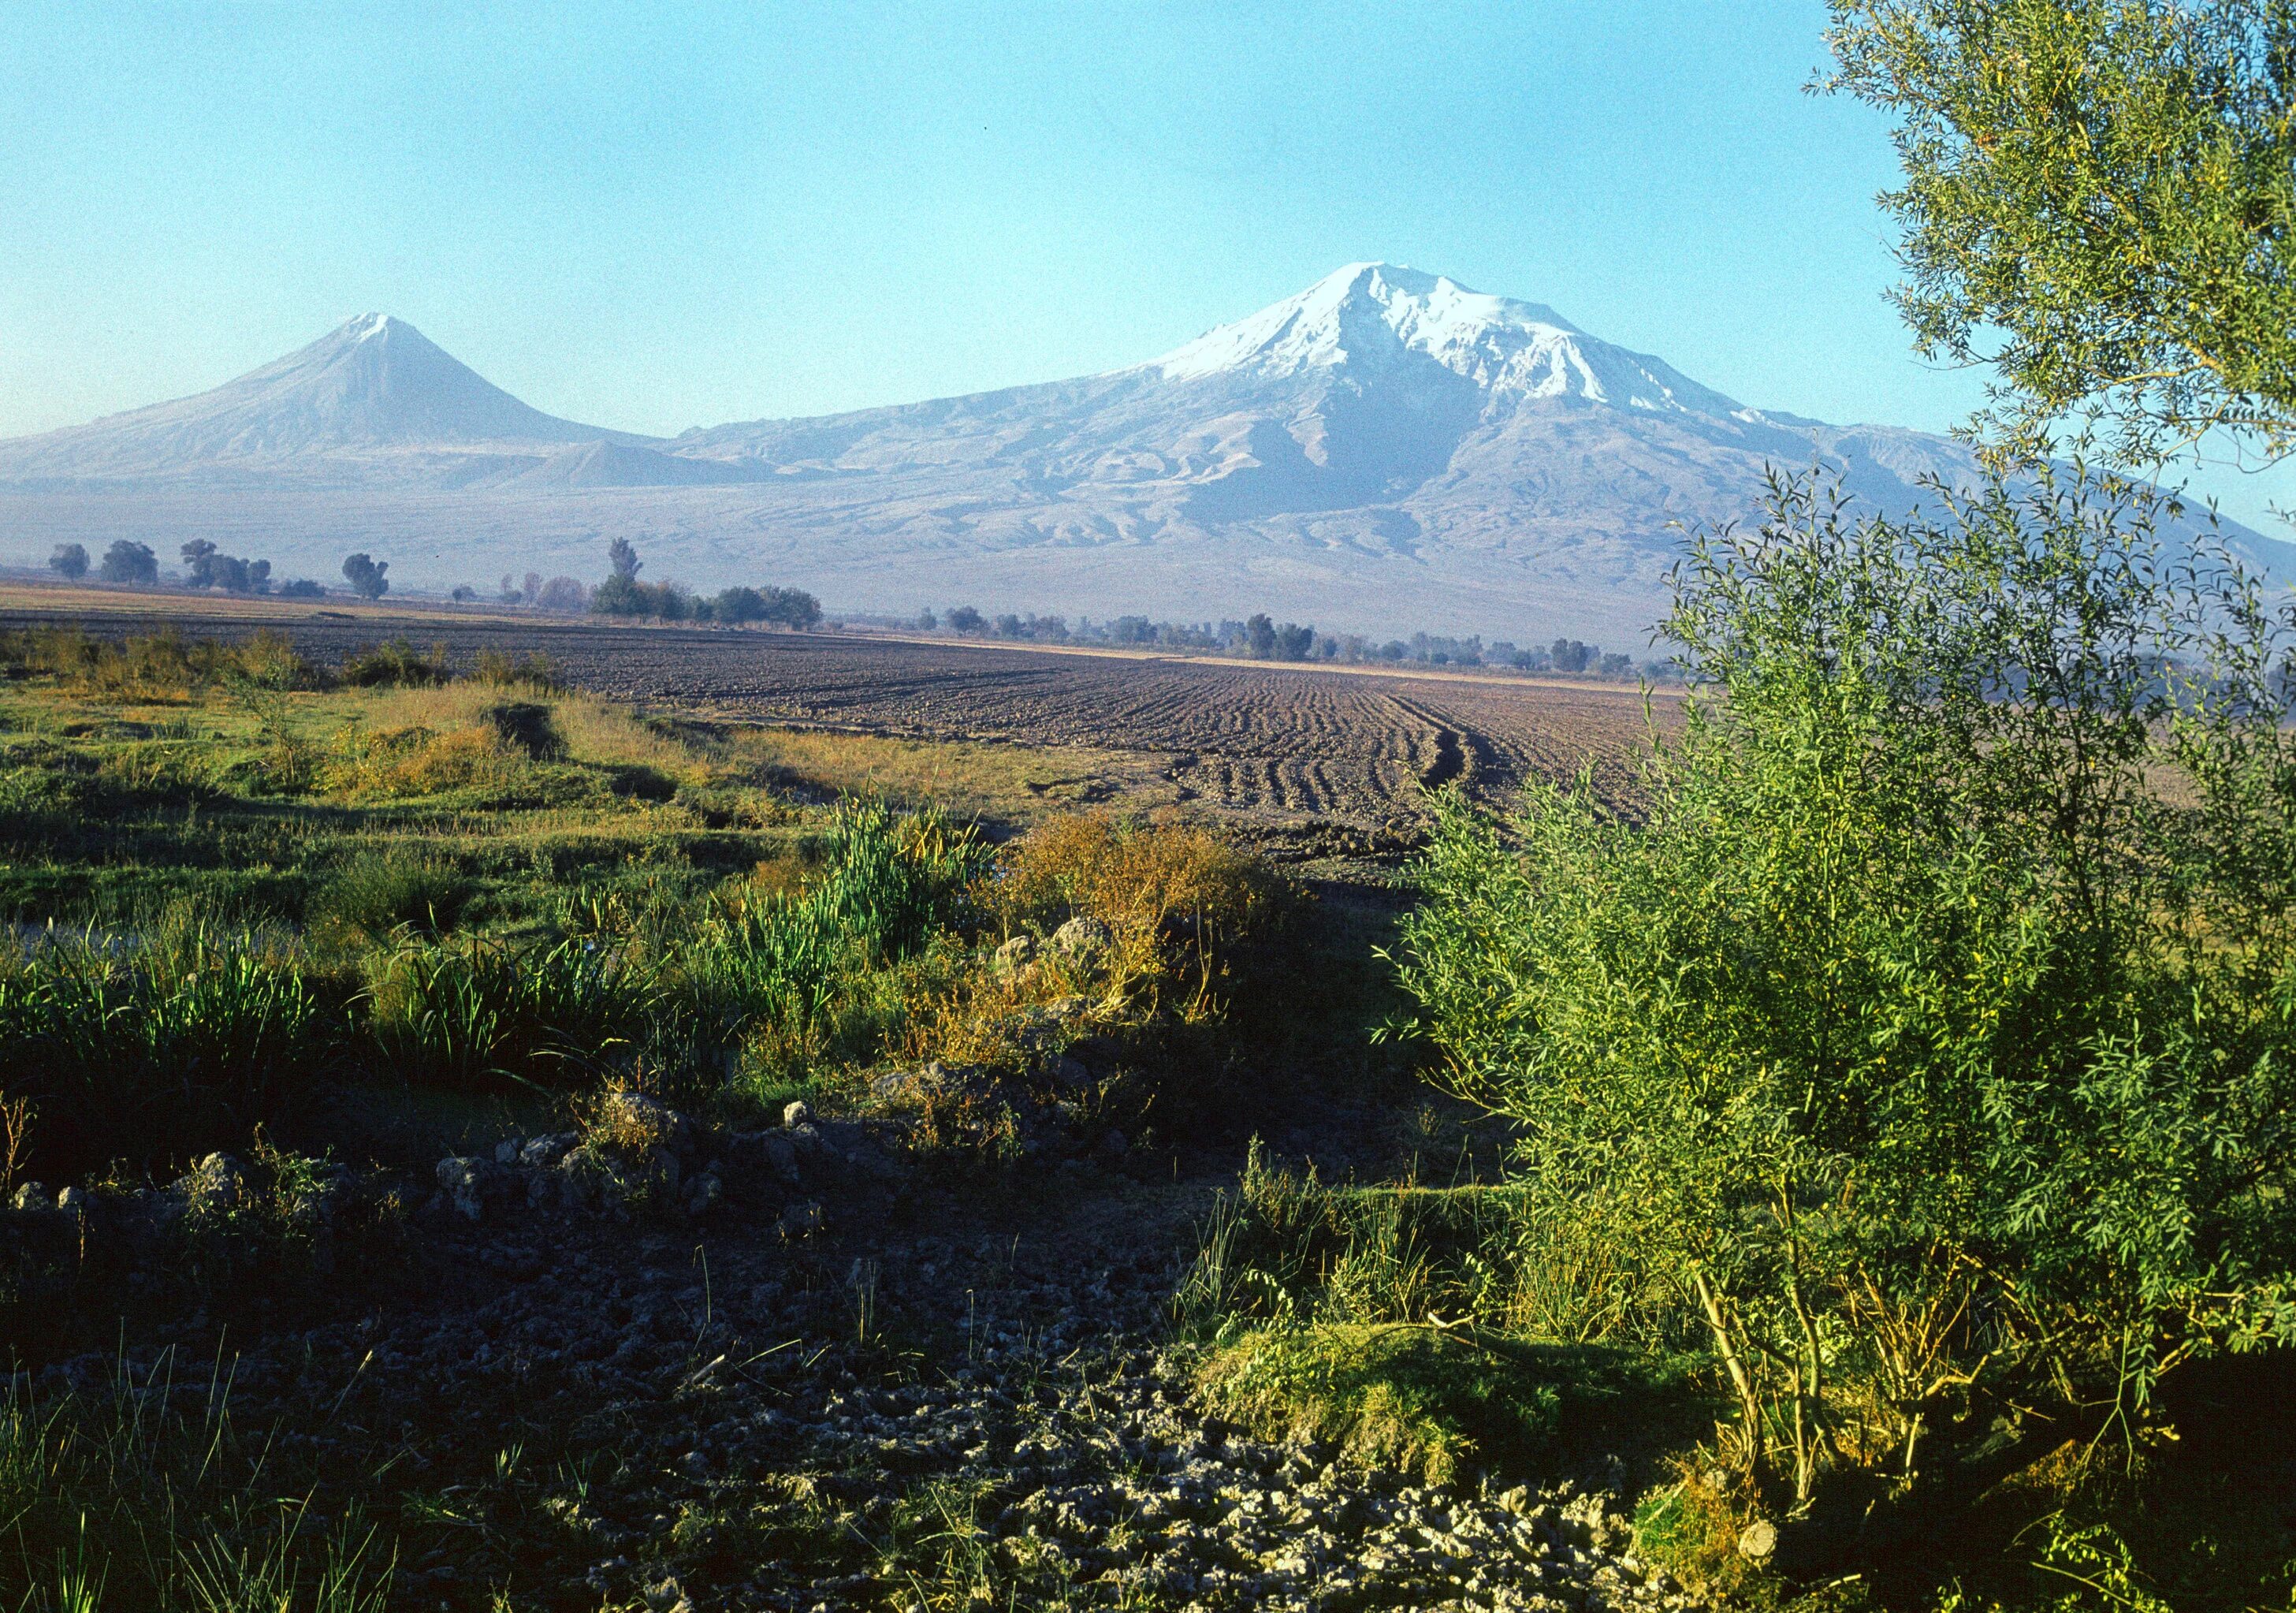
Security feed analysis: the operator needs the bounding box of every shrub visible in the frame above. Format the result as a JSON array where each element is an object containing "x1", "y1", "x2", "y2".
[
  {"x1": 337, "y1": 639, "x2": 451, "y2": 688},
  {"x1": 0, "y1": 627, "x2": 317, "y2": 698},
  {"x1": 989, "y1": 814, "x2": 1288, "y2": 1016},
  {"x1": 473, "y1": 648, "x2": 561, "y2": 691},
  {"x1": 1394, "y1": 464, "x2": 2296, "y2": 1514}
]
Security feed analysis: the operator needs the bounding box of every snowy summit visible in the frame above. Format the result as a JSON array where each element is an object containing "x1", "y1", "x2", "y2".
[{"x1": 1152, "y1": 263, "x2": 1745, "y2": 416}]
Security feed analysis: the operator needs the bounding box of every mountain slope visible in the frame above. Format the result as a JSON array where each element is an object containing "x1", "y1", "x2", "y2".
[
  {"x1": 0, "y1": 315, "x2": 647, "y2": 486},
  {"x1": 0, "y1": 268, "x2": 2279, "y2": 639}
]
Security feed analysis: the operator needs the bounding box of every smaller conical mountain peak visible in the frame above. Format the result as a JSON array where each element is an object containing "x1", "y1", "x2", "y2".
[{"x1": 0, "y1": 312, "x2": 641, "y2": 481}]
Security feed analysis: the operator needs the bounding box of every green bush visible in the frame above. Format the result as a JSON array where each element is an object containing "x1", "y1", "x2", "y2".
[
  {"x1": 335, "y1": 639, "x2": 452, "y2": 688},
  {"x1": 1394, "y1": 464, "x2": 2296, "y2": 1514}
]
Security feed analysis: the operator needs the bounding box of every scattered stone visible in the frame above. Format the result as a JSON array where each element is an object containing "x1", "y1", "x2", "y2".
[
  {"x1": 779, "y1": 1200, "x2": 825, "y2": 1239},
  {"x1": 9, "y1": 1183, "x2": 48, "y2": 1213},
  {"x1": 435, "y1": 1157, "x2": 498, "y2": 1222},
  {"x1": 782, "y1": 1100, "x2": 812, "y2": 1130},
  {"x1": 1051, "y1": 915, "x2": 1115, "y2": 962},
  {"x1": 993, "y1": 933, "x2": 1036, "y2": 970},
  {"x1": 1738, "y1": 1518, "x2": 1778, "y2": 1560},
  {"x1": 182, "y1": 1153, "x2": 246, "y2": 1220},
  {"x1": 520, "y1": 1132, "x2": 579, "y2": 1169},
  {"x1": 602, "y1": 1091, "x2": 695, "y2": 1157}
]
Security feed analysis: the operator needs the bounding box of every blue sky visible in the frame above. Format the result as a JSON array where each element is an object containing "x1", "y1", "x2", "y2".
[{"x1": 4, "y1": 0, "x2": 2288, "y2": 529}]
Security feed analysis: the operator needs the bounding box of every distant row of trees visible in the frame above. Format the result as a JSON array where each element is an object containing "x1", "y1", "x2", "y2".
[
  {"x1": 45, "y1": 539, "x2": 367, "y2": 601},
  {"x1": 588, "y1": 539, "x2": 821, "y2": 628},
  {"x1": 914, "y1": 605, "x2": 1658, "y2": 678},
  {"x1": 498, "y1": 571, "x2": 593, "y2": 613}
]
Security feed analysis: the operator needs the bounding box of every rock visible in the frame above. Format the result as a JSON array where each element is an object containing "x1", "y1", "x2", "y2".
[
  {"x1": 779, "y1": 1201, "x2": 825, "y2": 1240},
  {"x1": 435, "y1": 1157, "x2": 499, "y2": 1222},
  {"x1": 493, "y1": 1137, "x2": 523, "y2": 1166},
  {"x1": 602, "y1": 1091, "x2": 695, "y2": 1157},
  {"x1": 520, "y1": 1132, "x2": 579, "y2": 1168},
  {"x1": 9, "y1": 1182, "x2": 48, "y2": 1212},
  {"x1": 55, "y1": 1185, "x2": 86, "y2": 1215},
  {"x1": 683, "y1": 1172, "x2": 724, "y2": 1216},
  {"x1": 182, "y1": 1153, "x2": 247, "y2": 1220},
  {"x1": 994, "y1": 933, "x2": 1037, "y2": 971},
  {"x1": 728, "y1": 1130, "x2": 801, "y2": 1184},
  {"x1": 1737, "y1": 1518, "x2": 1778, "y2": 1561},
  {"x1": 1051, "y1": 915, "x2": 1115, "y2": 963},
  {"x1": 1045, "y1": 1055, "x2": 1090, "y2": 1090},
  {"x1": 782, "y1": 1100, "x2": 812, "y2": 1131},
  {"x1": 1097, "y1": 1130, "x2": 1129, "y2": 1160}
]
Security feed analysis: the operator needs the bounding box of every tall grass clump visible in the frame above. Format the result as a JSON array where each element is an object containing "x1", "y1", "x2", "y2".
[
  {"x1": 363, "y1": 933, "x2": 656, "y2": 1089},
  {"x1": 1394, "y1": 463, "x2": 2296, "y2": 1523},
  {"x1": 311, "y1": 850, "x2": 474, "y2": 942},
  {"x1": 0, "y1": 918, "x2": 329, "y2": 1179},
  {"x1": 688, "y1": 800, "x2": 984, "y2": 1038},
  {"x1": 0, "y1": 1358, "x2": 393, "y2": 1613}
]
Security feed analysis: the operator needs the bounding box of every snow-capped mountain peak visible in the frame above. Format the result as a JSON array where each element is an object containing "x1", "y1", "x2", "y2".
[{"x1": 1153, "y1": 261, "x2": 1743, "y2": 418}]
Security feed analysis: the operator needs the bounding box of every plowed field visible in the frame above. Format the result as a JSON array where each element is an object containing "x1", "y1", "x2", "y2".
[{"x1": 0, "y1": 605, "x2": 1669, "y2": 862}]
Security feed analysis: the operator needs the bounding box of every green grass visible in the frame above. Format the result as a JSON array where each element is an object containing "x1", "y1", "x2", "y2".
[
  {"x1": 0, "y1": 1357, "x2": 394, "y2": 1613},
  {"x1": 1196, "y1": 1324, "x2": 1704, "y2": 1488}
]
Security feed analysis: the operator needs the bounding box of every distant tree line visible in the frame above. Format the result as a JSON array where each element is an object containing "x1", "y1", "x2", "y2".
[
  {"x1": 499, "y1": 571, "x2": 591, "y2": 613},
  {"x1": 912, "y1": 603, "x2": 1665, "y2": 679},
  {"x1": 586, "y1": 539, "x2": 821, "y2": 628},
  {"x1": 43, "y1": 538, "x2": 332, "y2": 598}
]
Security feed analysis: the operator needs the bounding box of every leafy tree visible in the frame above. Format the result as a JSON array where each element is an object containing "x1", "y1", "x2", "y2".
[
  {"x1": 607, "y1": 537, "x2": 642, "y2": 582},
  {"x1": 47, "y1": 543, "x2": 87, "y2": 580},
  {"x1": 1398, "y1": 464, "x2": 2296, "y2": 1511},
  {"x1": 915, "y1": 608, "x2": 938, "y2": 631},
  {"x1": 1825, "y1": 0, "x2": 2296, "y2": 467},
  {"x1": 181, "y1": 540, "x2": 270, "y2": 594},
  {"x1": 714, "y1": 586, "x2": 769, "y2": 624},
  {"x1": 761, "y1": 586, "x2": 821, "y2": 629},
  {"x1": 946, "y1": 605, "x2": 985, "y2": 634},
  {"x1": 99, "y1": 540, "x2": 158, "y2": 586},
  {"x1": 1246, "y1": 614, "x2": 1277, "y2": 658},
  {"x1": 1274, "y1": 622, "x2": 1315, "y2": 659},
  {"x1": 340, "y1": 553, "x2": 389, "y2": 600},
  {"x1": 590, "y1": 573, "x2": 648, "y2": 617},
  {"x1": 534, "y1": 576, "x2": 588, "y2": 613},
  {"x1": 524, "y1": 570, "x2": 545, "y2": 602}
]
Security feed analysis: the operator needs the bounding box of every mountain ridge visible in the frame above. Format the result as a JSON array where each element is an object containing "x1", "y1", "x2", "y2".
[{"x1": 1, "y1": 266, "x2": 2278, "y2": 640}]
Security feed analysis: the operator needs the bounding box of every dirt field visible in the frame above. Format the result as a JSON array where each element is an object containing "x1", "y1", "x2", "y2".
[{"x1": 0, "y1": 594, "x2": 1669, "y2": 862}]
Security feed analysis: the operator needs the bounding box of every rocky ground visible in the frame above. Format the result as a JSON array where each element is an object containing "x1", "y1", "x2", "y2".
[{"x1": 13, "y1": 1091, "x2": 1692, "y2": 1613}]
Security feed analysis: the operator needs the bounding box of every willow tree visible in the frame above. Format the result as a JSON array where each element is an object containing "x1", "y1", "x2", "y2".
[{"x1": 1824, "y1": 0, "x2": 2296, "y2": 469}]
